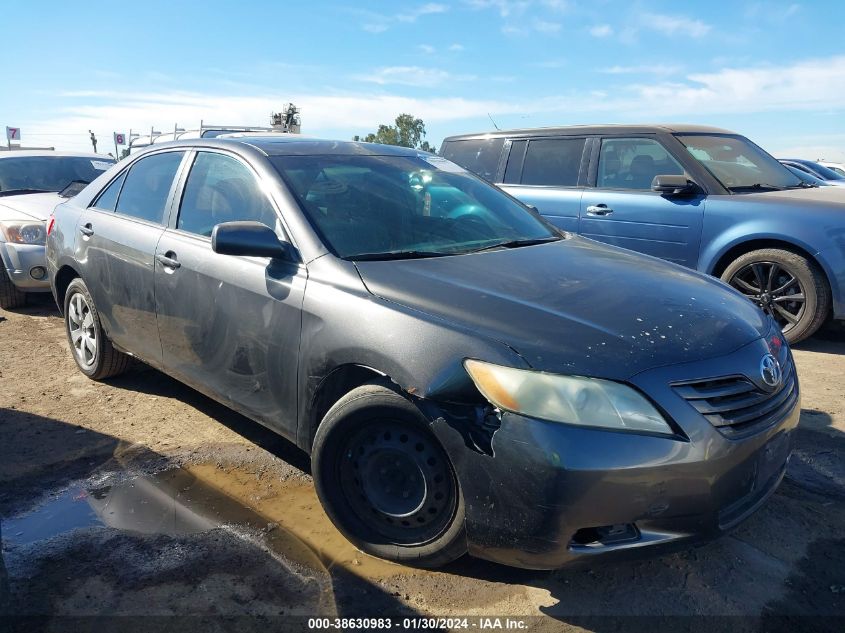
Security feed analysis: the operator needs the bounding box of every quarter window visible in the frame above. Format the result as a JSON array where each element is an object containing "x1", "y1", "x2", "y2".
[
  {"x1": 115, "y1": 152, "x2": 184, "y2": 223},
  {"x1": 440, "y1": 138, "x2": 504, "y2": 182},
  {"x1": 177, "y1": 152, "x2": 278, "y2": 237},
  {"x1": 520, "y1": 138, "x2": 586, "y2": 186},
  {"x1": 597, "y1": 138, "x2": 684, "y2": 190},
  {"x1": 92, "y1": 171, "x2": 127, "y2": 211}
]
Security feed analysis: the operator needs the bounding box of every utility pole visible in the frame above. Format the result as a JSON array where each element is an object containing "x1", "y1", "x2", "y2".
[{"x1": 89, "y1": 130, "x2": 98, "y2": 153}]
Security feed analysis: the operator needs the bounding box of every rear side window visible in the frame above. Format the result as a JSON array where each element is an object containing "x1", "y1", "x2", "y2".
[
  {"x1": 115, "y1": 152, "x2": 184, "y2": 223},
  {"x1": 92, "y1": 171, "x2": 127, "y2": 211},
  {"x1": 440, "y1": 138, "x2": 504, "y2": 182},
  {"x1": 520, "y1": 138, "x2": 586, "y2": 186},
  {"x1": 177, "y1": 152, "x2": 278, "y2": 237}
]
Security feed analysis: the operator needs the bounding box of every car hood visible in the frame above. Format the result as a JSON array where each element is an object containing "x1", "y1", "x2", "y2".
[
  {"x1": 745, "y1": 186, "x2": 845, "y2": 204},
  {"x1": 355, "y1": 237, "x2": 769, "y2": 380},
  {"x1": 0, "y1": 192, "x2": 63, "y2": 221}
]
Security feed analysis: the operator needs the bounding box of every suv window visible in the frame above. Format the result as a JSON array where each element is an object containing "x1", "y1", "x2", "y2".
[
  {"x1": 177, "y1": 152, "x2": 278, "y2": 237},
  {"x1": 440, "y1": 138, "x2": 504, "y2": 182},
  {"x1": 115, "y1": 152, "x2": 184, "y2": 223},
  {"x1": 92, "y1": 171, "x2": 127, "y2": 211},
  {"x1": 598, "y1": 138, "x2": 684, "y2": 190},
  {"x1": 520, "y1": 138, "x2": 585, "y2": 186}
]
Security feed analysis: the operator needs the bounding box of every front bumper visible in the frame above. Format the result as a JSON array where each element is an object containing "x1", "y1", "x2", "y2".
[
  {"x1": 430, "y1": 336, "x2": 799, "y2": 570},
  {"x1": 0, "y1": 240, "x2": 49, "y2": 291}
]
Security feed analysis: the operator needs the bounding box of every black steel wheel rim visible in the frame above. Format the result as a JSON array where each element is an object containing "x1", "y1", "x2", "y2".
[
  {"x1": 728, "y1": 261, "x2": 806, "y2": 333},
  {"x1": 338, "y1": 422, "x2": 457, "y2": 545}
]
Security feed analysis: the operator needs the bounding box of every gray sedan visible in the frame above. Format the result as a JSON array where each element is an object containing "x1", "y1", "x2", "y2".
[{"x1": 46, "y1": 136, "x2": 798, "y2": 569}]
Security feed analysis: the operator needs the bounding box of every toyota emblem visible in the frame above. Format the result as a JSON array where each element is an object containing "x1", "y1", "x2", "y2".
[{"x1": 760, "y1": 354, "x2": 782, "y2": 389}]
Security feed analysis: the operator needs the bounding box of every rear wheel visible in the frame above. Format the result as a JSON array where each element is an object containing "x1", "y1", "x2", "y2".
[
  {"x1": 312, "y1": 382, "x2": 467, "y2": 568},
  {"x1": 0, "y1": 268, "x2": 26, "y2": 309},
  {"x1": 721, "y1": 248, "x2": 830, "y2": 343},
  {"x1": 64, "y1": 278, "x2": 130, "y2": 380}
]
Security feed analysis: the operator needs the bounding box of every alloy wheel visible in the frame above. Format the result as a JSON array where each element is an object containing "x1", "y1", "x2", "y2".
[
  {"x1": 728, "y1": 261, "x2": 806, "y2": 334},
  {"x1": 67, "y1": 292, "x2": 98, "y2": 367}
]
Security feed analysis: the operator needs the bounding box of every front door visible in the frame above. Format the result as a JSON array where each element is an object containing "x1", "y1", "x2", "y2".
[
  {"x1": 154, "y1": 150, "x2": 306, "y2": 439},
  {"x1": 75, "y1": 150, "x2": 186, "y2": 366},
  {"x1": 579, "y1": 137, "x2": 705, "y2": 268}
]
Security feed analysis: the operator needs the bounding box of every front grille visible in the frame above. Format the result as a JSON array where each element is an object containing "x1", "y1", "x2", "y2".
[{"x1": 672, "y1": 356, "x2": 797, "y2": 435}]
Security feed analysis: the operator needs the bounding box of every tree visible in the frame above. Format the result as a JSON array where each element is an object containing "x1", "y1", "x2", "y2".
[{"x1": 355, "y1": 113, "x2": 436, "y2": 153}]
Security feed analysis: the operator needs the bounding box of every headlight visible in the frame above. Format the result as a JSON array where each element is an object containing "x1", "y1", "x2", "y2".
[
  {"x1": 0, "y1": 220, "x2": 46, "y2": 245},
  {"x1": 464, "y1": 359, "x2": 672, "y2": 434}
]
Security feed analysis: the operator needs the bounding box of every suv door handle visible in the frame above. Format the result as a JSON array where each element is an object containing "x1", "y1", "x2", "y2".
[
  {"x1": 79, "y1": 223, "x2": 94, "y2": 237},
  {"x1": 156, "y1": 252, "x2": 181, "y2": 270},
  {"x1": 586, "y1": 204, "x2": 614, "y2": 216}
]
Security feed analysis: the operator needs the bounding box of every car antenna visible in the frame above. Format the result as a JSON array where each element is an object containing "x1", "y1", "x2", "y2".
[{"x1": 487, "y1": 113, "x2": 501, "y2": 130}]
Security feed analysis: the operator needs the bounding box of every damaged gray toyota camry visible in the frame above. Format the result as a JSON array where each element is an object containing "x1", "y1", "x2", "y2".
[{"x1": 46, "y1": 136, "x2": 799, "y2": 569}]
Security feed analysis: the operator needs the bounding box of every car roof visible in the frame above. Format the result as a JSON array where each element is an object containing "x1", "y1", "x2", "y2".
[
  {"x1": 144, "y1": 135, "x2": 426, "y2": 157},
  {"x1": 442, "y1": 123, "x2": 737, "y2": 142},
  {"x1": 0, "y1": 150, "x2": 113, "y2": 160}
]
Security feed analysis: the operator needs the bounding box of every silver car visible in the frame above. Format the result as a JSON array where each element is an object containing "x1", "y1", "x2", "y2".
[{"x1": 0, "y1": 151, "x2": 114, "y2": 308}]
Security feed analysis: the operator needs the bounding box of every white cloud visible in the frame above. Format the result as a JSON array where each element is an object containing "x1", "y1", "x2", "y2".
[
  {"x1": 418, "y1": 44, "x2": 436, "y2": 54},
  {"x1": 354, "y1": 66, "x2": 477, "y2": 87},
  {"x1": 601, "y1": 64, "x2": 682, "y2": 76},
  {"x1": 360, "y1": 3, "x2": 448, "y2": 32},
  {"x1": 533, "y1": 19, "x2": 561, "y2": 33},
  {"x1": 589, "y1": 24, "x2": 613, "y2": 37},
  {"x1": 449, "y1": 43, "x2": 465, "y2": 51},
  {"x1": 465, "y1": 0, "x2": 531, "y2": 17},
  {"x1": 642, "y1": 13, "x2": 712, "y2": 38}
]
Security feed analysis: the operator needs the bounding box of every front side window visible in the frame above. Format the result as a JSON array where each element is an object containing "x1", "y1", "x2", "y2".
[
  {"x1": 597, "y1": 138, "x2": 685, "y2": 190},
  {"x1": 440, "y1": 138, "x2": 504, "y2": 182},
  {"x1": 177, "y1": 152, "x2": 278, "y2": 237},
  {"x1": 0, "y1": 156, "x2": 113, "y2": 196},
  {"x1": 676, "y1": 134, "x2": 802, "y2": 191},
  {"x1": 272, "y1": 154, "x2": 558, "y2": 259},
  {"x1": 115, "y1": 152, "x2": 184, "y2": 223},
  {"x1": 520, "y1": 138, "x2": 586, "y2": 187},
  {"x1": 92, "y1": 171, "x2": 127, "y2": 211}
]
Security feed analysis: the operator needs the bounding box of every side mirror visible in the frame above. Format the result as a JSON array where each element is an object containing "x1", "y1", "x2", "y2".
[
  {"x1": 652, "y1": 174, "x2": 698, "y2": 195},
  {"x1": 211, "y1": 221, "x2": 291, "y2": 259}
]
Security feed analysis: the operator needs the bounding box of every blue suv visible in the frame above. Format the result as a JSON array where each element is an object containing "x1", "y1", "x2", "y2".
[{"x1": 441, "y1": 125, "x2": 845, "y2": 342}]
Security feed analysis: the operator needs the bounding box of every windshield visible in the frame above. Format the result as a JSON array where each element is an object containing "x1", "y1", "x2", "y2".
[
  {"x1": 0, "y1": 156, "x2": 113, "y2": 195},
  {"x1": 802, "y1": 161, "x2": 845, "y2": 181},
  {"x1": 676, "y1": 134, "x2": 802, "y2": 191},
  {"x1": 271, "y1": 154, "x2": 559, "y2": 259}
]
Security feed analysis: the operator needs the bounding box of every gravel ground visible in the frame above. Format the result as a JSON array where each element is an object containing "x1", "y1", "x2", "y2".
[{"x1": 1, "y1": 296, "x2": 844, "y2": 631}]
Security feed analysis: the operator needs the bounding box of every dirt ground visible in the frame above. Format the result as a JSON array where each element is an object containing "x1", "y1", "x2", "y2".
[{"x1": 1, "y1": 295, "x2": 844, "y2": 631}]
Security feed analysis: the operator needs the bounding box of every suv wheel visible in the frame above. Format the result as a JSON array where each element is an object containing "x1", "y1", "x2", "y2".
[
  {"x1": 0, "y1": 269, "x2": 26, "y2": 309},
  {"x1": 312, "y1": 382, "x2": 467, "y2": 568},
  {"x1": 64, "y1": 278, "x2": 130, "y2": 380},
  {"x1": 721, "y1": 248, "x2": 830, "y2": 343}
]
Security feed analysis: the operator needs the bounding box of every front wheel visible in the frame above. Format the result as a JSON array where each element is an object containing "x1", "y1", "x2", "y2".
[
  {"x1": 0, "y1": 268, "x2": 26, "y2": 309},
  {"x1": 312, "y1": 382, "x2": 467, "y2": 568},
  {"x1": 721, "y1": 248, "x2": 830, "y2": 343},
  {"x1": 64, "y1": 278, "x2": 129, "y2": 380}
]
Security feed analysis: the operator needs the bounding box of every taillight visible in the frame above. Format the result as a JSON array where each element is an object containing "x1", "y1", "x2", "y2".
[{"x1": 46, "y1": 214, "x2": 56, "y2": 236}]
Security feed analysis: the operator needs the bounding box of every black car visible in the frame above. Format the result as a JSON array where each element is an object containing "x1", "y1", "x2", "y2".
[{"x1": 46, "y1": 136, "x2": 798, "y2": 569}]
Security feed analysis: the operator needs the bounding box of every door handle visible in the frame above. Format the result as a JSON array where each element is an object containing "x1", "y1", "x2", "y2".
[
  {"x1": 586, "y1": 204, "x2": 614, "y2": 216},
  {"x1": 79, "y1": 223, "x2": 94, "y2": 237},
  {"x1": 156, "y1": 252, "x2": 181, "y2": 270}
]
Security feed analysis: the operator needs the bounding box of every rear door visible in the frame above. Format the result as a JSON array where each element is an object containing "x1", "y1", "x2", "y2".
[
  {"x1": 499, "y1": 136, "x2": 588, "y2": 233},
  {"x1": 154, "y1": 149, "x2": 306, "y2": 439},
  {"x1": 579, "y1": 136, "x2": 704, "y2": 267},
  {"x1": 76, "y1": 150, "x2": 187, "y2": 365}
]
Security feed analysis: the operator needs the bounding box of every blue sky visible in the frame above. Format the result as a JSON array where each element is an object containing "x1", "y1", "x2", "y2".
[{"x1": 3, "y1": 0, "x2": 845, "y2": 160}]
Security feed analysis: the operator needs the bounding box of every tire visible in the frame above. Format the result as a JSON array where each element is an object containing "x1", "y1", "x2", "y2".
[
  {"x1": 312, "y1": 381, "x2": 467, "y2": 568},
  {"x1": 721, "y1": 248, "x2": 831, "y2": 344},
  {"x1": 64, "y1": 278, "x2": 129, "y2": 380},
  {"x1": 0, "y1": 268, "x2": 26, "y2": 309}
]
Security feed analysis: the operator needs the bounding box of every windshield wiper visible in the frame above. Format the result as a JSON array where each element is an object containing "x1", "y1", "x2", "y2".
[
  {"x1": 0, "y1": 188, "x2": 52, "y2": 197},
  {"x1": 348, "y1": 250, "x2": 456, "y2": 261},
  {"x1": 727, "y1": 183, "x2": 783, "y2": 192},
  {"x1": 467, "y1": 236, "x2": 561, "y2": 253}
]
